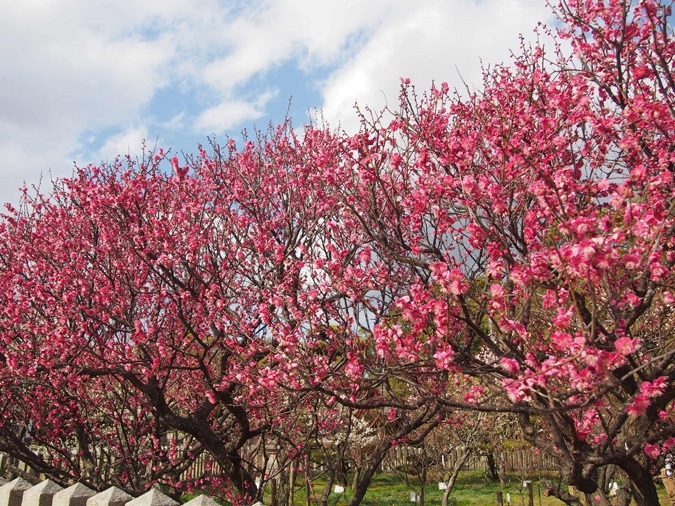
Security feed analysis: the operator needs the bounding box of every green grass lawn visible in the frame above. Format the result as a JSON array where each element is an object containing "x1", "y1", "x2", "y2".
[
  {"x1": 291, "y1": 470, "x2": 671, "y2": 506},
  {"x1": 300, "y1": 471, "x2": 554, "y2": 506},
  {"x1": 184, "y1": 470, "x2": 671, "y2": 505}
]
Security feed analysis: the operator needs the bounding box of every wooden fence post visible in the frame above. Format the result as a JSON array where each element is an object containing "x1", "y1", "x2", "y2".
[
  {"x1": 270, "y1": 479, "x2": 277, "y2": 506},
  {"x1": 524, "y1": 481, "x2": 534, "y2": 506}
]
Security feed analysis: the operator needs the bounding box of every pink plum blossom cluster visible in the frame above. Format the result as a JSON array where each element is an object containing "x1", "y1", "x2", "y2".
[{"x1": 0, "y1": 1, "x2": 674, "y2": 505}]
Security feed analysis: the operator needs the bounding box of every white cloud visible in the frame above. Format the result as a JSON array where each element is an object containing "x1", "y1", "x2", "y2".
[
  {"x1": 90, "y1": 126, "x2": 151, "y2": 163},
  {"x1": 201, "y1": 0, "x2": 390, "y2": 85},
  {"x1": 319, "y1": 0, "x2": 555, "y2": 133},
  {"x1": 0, "y1": 124, "x2": 76, "y2": 202},
  {"x1": 159, "y1": 112, "x2": 187, "y2": 132},
  {"x1": 0, "y1": 0, "x2": 181, "y2": 204},
  {"x1": 0, "y1": 0, "x2": 556, "y2": 206},
  {"x1": 194, "y1": 90, "x2": 278, "y2": 134}
]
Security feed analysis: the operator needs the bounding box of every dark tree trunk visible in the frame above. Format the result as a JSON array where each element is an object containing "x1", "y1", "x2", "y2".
[
  {"x1": 351, "y1": 466, "x2": 361, "y2": 493},
  {"x1": 486, "y1": 452, "x2": 499, "y2": 481},
  {"x1": 616, "y1": 458, "x2": 660, "y2": 506},
  {"x1": 419, "y1": 464, "x2": 426, "y2": 506},
  {"x1": 541, "y1": 480, "x2": 583, "y2": 506},
  {"x1": 348, "y1": 444, "x2": 390, "y2": 506},
  {"x1": 319, "y1": 469, "x2": 335, "y2": 506},
  {"x1": 441, "y1": 447, "x2": 471, "y2": 506}
]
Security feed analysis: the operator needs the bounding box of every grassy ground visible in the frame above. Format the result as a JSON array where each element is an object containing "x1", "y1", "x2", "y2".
[
  {"x1": 292, "y1": 470, "x2": 671, "y2": 506},
  {"x1": 183, "y1": 470, "x2": 671, "y2": 505},
  {"x1": 301, "y1": 471, "x2": 555, "y2": 506}
]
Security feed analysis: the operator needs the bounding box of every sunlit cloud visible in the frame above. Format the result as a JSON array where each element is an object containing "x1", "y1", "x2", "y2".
[{"x1": 0, "y1": 0, "x2": 555, "y2": 205}]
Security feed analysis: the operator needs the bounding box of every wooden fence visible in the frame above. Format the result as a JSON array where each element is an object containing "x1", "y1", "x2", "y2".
[{"x1": 381, "y1": 446, "x2": 561, "y2": 474}]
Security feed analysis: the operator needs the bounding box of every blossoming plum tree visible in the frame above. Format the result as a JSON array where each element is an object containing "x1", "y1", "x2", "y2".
[
  {"x1": 0, "y1": 1, "x2": 674, "y2": 506},
  {"x1": 328, "y1": 1, "x2": 675, "y2": 504},
  {"x1": 0, "y1": 129, "x2": 349, "y2": 503}
]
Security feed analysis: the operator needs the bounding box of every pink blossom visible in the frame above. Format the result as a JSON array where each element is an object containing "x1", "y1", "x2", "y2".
[
  {"x1": 553, "y1": 307, "x2": 571, "y2": 327},
  {"x1": 614, "y1": 337, "x2": 638, "y2": 355},
  {"x1": 434, "y1": 347, "x2": 455, "y2": 370},
  {"x1": 644, "y1": 444, "x2": 661, "y2": 459},
  {"x1": 650, "y1": 263, "x2": 669, "y2": 281},
  {"x1": 463, "y1": 385, "x2": 485, "y2": 404},
  {"x1": 664, "y1": 439, "x2": 675, "y2": 452},
  {"x1": 502, "y1": 379, "x2": 529, "y2": 403},
  {"x1": 499, "y1": 357, "x2": 520, "y2": 375},
  {"x1": 621, "y1": 252, "x2": 641, "y2": 269},
  {"x1": 626, "y1": 393, "x2": 651, "y2": 417},
  {"x1": 430, "y1": 262, "x2": 470, "y2": 295},
  {"x1": 640, "y1": 377, "x2": 667, "y2": 398},
  {"x1": 551, "y1": 331, "x2": 573, "y2": 349}
]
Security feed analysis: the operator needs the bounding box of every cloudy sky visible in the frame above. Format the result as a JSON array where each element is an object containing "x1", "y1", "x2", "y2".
[{"x1": 0, "y1": 0, "x2": 554, "y2": 206}]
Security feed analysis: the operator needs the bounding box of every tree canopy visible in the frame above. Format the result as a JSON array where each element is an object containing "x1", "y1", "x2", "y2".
[{"x1": 1, "y1": 1, "x2": 674, "y2": 505}]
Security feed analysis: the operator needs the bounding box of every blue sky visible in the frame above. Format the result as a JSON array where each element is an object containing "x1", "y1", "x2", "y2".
[{"x1": 0, "y1": 0, "x2": 554, "y2": 206}]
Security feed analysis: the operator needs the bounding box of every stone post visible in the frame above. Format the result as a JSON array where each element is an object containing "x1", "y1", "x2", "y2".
[
  {"x1": 0, "y1": 478, "x2": 33, "y2": 506},
  {"x1": 52, "y1": 483, "x2": 95, "y2": 506},
  {"x1": 182, "y1": 496, "x2": 221, "y2": 506},
  {"x1": 125, "y1": 489, "x2": 178, "y2": 506},
  {"x1": 0, "y1": 453, "x2": 7, "y2": 476},
  {"x1": 21, "y1": 480, "x2": 63, "y2": 506},
  {"x1": 86, "y1": 487, "x2": 132, "y2": 506}
]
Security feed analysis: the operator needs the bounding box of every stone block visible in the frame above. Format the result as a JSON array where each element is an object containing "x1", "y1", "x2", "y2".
[
  {"x1": 0, "y1": 478, "x2": 33, "y2": 506},
  {"x1": 21, "y1": 480, "x2": 62, "y2": 506},
  {"x1": 125, "y1": 489, "x2": 178, "y2": 506},
  {"x1": 52, "y1": 483, "x2": 95, "y2": 506},
  {"x1": 182, "y1": 496, "x2": 221, "y2": 506},
  {"x1": 86, "y1": 487, "x2": 132, "y2": 506}
]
